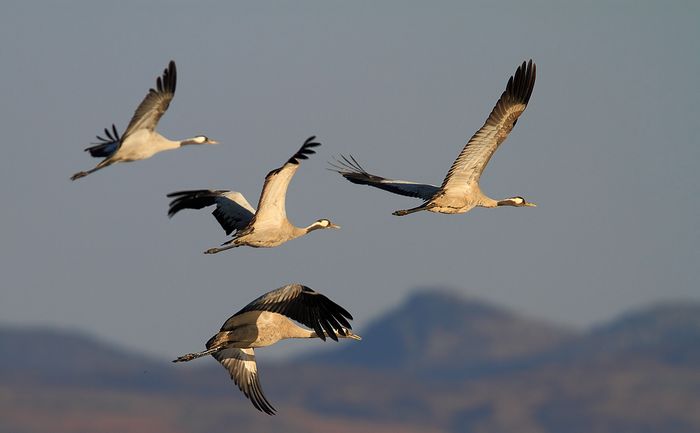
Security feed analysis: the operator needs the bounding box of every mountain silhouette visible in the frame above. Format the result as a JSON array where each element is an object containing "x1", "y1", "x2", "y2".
[{"x1": 1, "y1": 291, "x2": 699, "y2": 433}]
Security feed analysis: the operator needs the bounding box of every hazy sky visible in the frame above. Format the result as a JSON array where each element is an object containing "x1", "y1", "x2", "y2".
[{"x1": 1, "y1": 1, "x2": 698, "y2": 360}]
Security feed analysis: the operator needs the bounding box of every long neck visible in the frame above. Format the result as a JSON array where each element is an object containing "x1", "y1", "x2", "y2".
[
  {"x1": 478, "y1": 194, "x2": 499, "y2": 208},
  {"x1": 287, "y1": 324, "x2": 356, "y2": 341},
  {"x1": 471, "y1": 186, "x2": 498, "y2": 208},
  {"x1": 179, "y1": 137, "x2": 202, "y2": 146},
  {"x1": 286, "y1": 324, "x2": 339, "y2": 340},
  {"x1": 304, "y1": 221, "x2": 326, "y2": 234},
  {"x1": 149, "y1": 134, "x2": 182, "y2": 152},
  {"x1": 309, "y1": 330, "x2": 343, "y2": 339},
  {"x1": 283, "y1": 225, "x2": 311, "y2": 242},
  {"x1": 496, "y1": 198, "x2": 520, "y2": 207},
  {"x1": 290, "y1": 327, "x2": 316, "y2": 339}
]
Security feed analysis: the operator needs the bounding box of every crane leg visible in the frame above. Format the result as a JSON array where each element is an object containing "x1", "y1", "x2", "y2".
[
  {"x1": 70, "y1": 160, "x2": 113, "y2": 181},
  {"x1": 392, "y1": 203, "x2": 433, "y2": 216},
  {"x1": 203, "y1": 242, "x2": 240, "y2": 254},
  {"x1": 172, "y1": 347, "x2": 219, "y2": 363}
]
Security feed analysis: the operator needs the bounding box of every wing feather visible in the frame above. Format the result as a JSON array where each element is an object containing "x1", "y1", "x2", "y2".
[
  {"x1": 329, "y1": 155, "x2": 439, "y2": 200},
  {"x1": 121, "y1": 60, "x2": 177, "y2": 140},
  {"x1": 227, "y1": 284, "x2": 353, "y2": 342},
  {"x1": 212, "y1": 348, "x2": 276, "y2": 415},
  {"x1": 252, "y1": 136, "x2": 321, "y2": 225},
  {"x1": 84, "y1": 124, "x2": 121, "y2": 158},
  {"x1": 167, "y1": 189, "x2": 255, "y2": 235},
  {"x1": 439, "y1": 60, "x2": 536, "y2": 194}
]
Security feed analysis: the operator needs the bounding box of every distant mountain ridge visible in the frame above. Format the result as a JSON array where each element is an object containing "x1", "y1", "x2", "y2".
[
  {"x1": 545, "y1": 300, "x2": 700, "y2": 366},
  {"x1": 3, "y1": 293, "x2": 700, "y2": 385},
  {"x1": 306, "y1": 289, "x2": 576, "y2": 379},
  {"x1": 1, "y1": 291, "x2": 700, "y2": 433},
  {"x1": 0, "y1": 324, "x2": 173, "y2": 390}
]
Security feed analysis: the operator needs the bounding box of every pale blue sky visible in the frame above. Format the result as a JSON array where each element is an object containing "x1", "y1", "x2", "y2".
[{"x1": 1, "y1": 1, "x2": 698, "y2": 359}]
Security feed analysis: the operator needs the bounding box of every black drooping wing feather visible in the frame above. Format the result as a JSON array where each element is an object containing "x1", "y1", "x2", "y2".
[
  {"x1": 166, "y1": 189, "x2": 255, "y2": 235},
  {"x1": 167, "y1": 189, "x2": 222, "y2": 215},
  {"x1": 84, "y1": 124, "x2": 121, "y2": 158},
  {"x1": 225, "y1": 284, "x2": 353, "y2": 342}
]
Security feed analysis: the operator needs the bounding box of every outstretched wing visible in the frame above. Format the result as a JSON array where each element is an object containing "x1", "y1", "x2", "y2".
[
  {"x1": 84, "y1": 124, "x2": 121, "y2": 158},
  {"x1": 167, "y1": 189, "x2": 255, "y2": 235},
  {"x1": 227, "y1": 284, "x2": 353, "y2": 342},
  {"x1": 121, "y1": 60, "x2": 177, "y2": 141},
  {"x1": 329, "y1": 154, "x2": 439, "y2": 200},
  {"x1": 211, "y1": 348, "x2": 276, "y2": 415},
  {"x1": 439, "y1": 60, "x2": 536, "y2": 195},
  {"x1": 252, "y1": 136, "x2": 321, "y2": 225}
]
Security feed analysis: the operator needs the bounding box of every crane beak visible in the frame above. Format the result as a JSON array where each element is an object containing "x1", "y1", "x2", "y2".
[
  {"x1": 208, "y1": 139, "x2": 220, "y2": 145},
  {"x1": 329, "y1": 223, "x2": 341, "y2": 229},
  {"x1": 525, "y1": 202, "x2": 537, "y2": 207}
]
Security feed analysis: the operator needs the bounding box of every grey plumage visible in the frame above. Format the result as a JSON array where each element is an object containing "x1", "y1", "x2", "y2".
[
  {"x1": 329, "y1": 155, "x2": 439, "y2": 200},
  {"x1": 167, "y1": 136, "x2": 340, "y2": 253},
  {"x1": 213, "y1": 348, "x2": 272, "y2": 414},
  {"x1": 71, "y1": 61, "x2": 217, "y2": 180},
  {"x1": 332, "y1": 60, "x2": 538, "y2": 216},
  {"x1": 230, "y1": 284, "x2": 353, "y2": 341},
  {"x1": 167, "y1": 190, "x2": 255, "y2": 235},
  {"x1": 437, "y1": 59, "x2": 537, "y2": 193},
  {"x1": 173, "y1": 284, "x2": 361, "y2": 415},
  {"x1": 121, "y1": 60, "x2": 177, "y2": 140}
]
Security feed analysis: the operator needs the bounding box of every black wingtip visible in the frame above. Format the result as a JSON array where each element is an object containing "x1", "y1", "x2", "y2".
[
  {"x1": 257, "y1": 399, "x2": 277, "y2": 416},
  {"x1": 89, "y1": 124, "x2": 121, "y2": 145},
  {"x1": 250, "y1": 375, "x2": 277, "y2": 415},
  {"x1": 286, "y1": 135, "x2": 322, "y2": 165},
  {"x1": 167, "y1": 60, "x2": 177, "y2": 94},
  {"x1": 328, "y1": 154, "x2": 367, "y2": 175},
  {"x1": 154, "y1": 60, "x2": 177, "y2": 95},
  {"x1": 166, "y1": 189, "x2": 221, "y2": 218},
  {"x1": 315, "y1": 323, "x2": 327, "y2": 341},
  {"x1": 508, "y1": 59, "x2": 536, "y2": 104},
  {"x1": 83, "y1": 123, "x2": 121, "y2": 158}
]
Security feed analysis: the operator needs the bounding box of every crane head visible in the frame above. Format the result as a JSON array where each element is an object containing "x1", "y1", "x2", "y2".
[
  {"x1": 317, "y1": 219, "x2": 341, "y2": 229},
  {"x1": 498, "y1": 196, "x2": 537, "y2": 207},
  {"x1": 187, "y1": 135, "x2": 219, "y2": 145}
]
